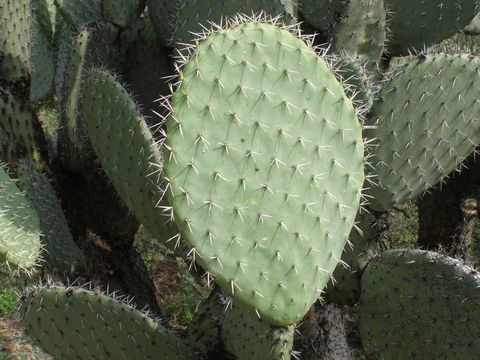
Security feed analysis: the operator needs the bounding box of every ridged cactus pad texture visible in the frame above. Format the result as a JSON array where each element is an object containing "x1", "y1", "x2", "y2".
[
  {"x1": 17, "y1": 162, "x2": 84, "y2": 273},
  {"x1": 81, "y1": 70, "x2": 181, "y2": 252},
  {"x1": 359, "y1": 249, "x2": 480, "y2": 359},
  {"x1": 147, "y1": 0, "x2": 297, "y2": 46},
  {"x1": 221, "y1": 303, "x2": 294, "y2": 360},
  {"x1": 164, "y1": 20, "x2": 364, "y2": 325},
  {"x1": 385, "y1": 0, "x2": 480, "y2": 55},
  {"x1": 20, "y1": 284, "x2": 194, "y2": 359},
  {"x1": 0, "y1": 166, "x2": 41, "y2": 273},
  {"x1": 0, "y1": 0, "x2": 32, "y2": 81},
  {"x1": 365, "y1": 53, "x2": 480, "y2": 211}
]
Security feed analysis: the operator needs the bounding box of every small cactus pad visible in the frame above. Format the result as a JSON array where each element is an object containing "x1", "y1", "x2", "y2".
[
  {"x1": 20, "y1": 284, "x2": 194, "y2": 359},
  {"x1": 147, "y1": 0, "x2": 297, "y2": 46},
  {"x1": 331, "y1": 0, "x2": 386, "y2": 73},
  {"x1": 384, "y1": 0, "x2": 480, "y2": 55},
  {"x1": 0, "y1": 0, "x2": 32, "y2": 80},
  {"x1": 359, "y1": 249, "x2": 480, "y2": 359},
  {"x1": 81, "y1": 70, "x2": 183, "y2": 253},
  {"x1": 32, "y1": 0, "x2": 58, "y2": 44},
  {"x1": 0, "y1": 88, "x2": 39, "y2": 162},
  {"x1": 221, "y1": 302, "x2": 294, "y2": 360},
  {"x1": 164, "y1": 21, "x2": 364, "y2": 325},
  {"x1": 30, "y1": 26, "x2": 55, "y2": 102},
  {"x1": 17, "y1": 162, "x2": 84, "y2": 273},
  {"x1": 364, "y1": 53, "x2": 480, "y2": 211},
  {"x1": 0, "y1": 165, "x2": 42, "y2": 273},
  {"x1": 57, "y1": 22, "x2": 120, "y2": 171}
]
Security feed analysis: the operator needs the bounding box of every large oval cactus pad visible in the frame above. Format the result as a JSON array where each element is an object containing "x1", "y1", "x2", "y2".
[
  {"x1": 359, "y1": 249, "x2": 480, "y2": 359},
  {"x1": 164, "y1": 21, "x2": 364, "y2": 325},
  {"x1": 20, "y1": 284, "x2": 194, "y2": 359},
  {"x1": 365, "y1": 54, "x2": 480, "y2": 211}
]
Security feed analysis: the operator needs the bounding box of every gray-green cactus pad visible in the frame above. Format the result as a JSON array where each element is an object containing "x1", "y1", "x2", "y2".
[
  {"x1": 365, "y1": 53, "x2": 480, "y2": 211},
  {"x1": 20, "y1": 284, "x2": 194, "y2": 359},
  {"x1": 331, "y1": 0, "x2": 386, "y2": 73},
  {"x1": 164, "y1": 21, "x2": 364, "y2": 325},
  {"x1": 221, "y1": 302, "x2": 294, "y2": 360},
  {"x1": 0, "y1": 88, "x2": 39, "y2": 162},
  {"x1": 359, "y1": 249, "x2": 480, "y2": 359},
  {"x1": 0, "y1": 0, "x2": 32, "y2": 80},
  {"x1": 385, "y1": 0, "x2": 480, "y2": 55},
  {"x1": 147, "y1": 0, "x2": 297, "y2": 46},
  {"x1": 81, "y1": 70, "x2": 183, "y2": 253},
  {"x1": 0, "y1": 166, "x2": 42, "y2": 273},
  {"x1": 17, "y1": 162, "x2": 84, "y2": 273},
  {"x1": 464, "y1": 12, "x2": 480, "y2": 35}
]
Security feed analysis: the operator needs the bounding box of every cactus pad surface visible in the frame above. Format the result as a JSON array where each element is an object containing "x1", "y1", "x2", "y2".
[
  {"x1": 359, "y1": 248, "x2": 480, "y2": 359},
  {"x1": 164, "y1": 20, "x2": 364, "y2": 325}
]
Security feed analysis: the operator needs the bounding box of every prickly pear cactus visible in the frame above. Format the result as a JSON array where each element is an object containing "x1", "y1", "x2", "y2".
[
  {"x1": 331, "y1": 0, "x2": 386, "y2": 73},
  {"x1": 20, "y1": 284, "x2": 194, "y2": 359},
  {"x1": 164, "y1": 18, "x2": 365, "y2": 325},
  {"x1": 385, "y1": 0, "x2": 480, "y2": 55},
  {"x1": 81, "y1": 70, "x2": 183, "y2": 253},
  {"x1": 57, "y1": 22, "x2": 121, "y2": 171},
  {"x1": 0, "y1": 0, "x2": 32, "y2": 81},
  {"x1": 17, "y1": 162, "x2": 84, "y2": 273},
  {"x1": 359, "y1": 249, "x2": 480, "y2": 359},
  {"x1": 54, "y1": 0, "x2": 103, "y2": 28},
  {"x1": 30, "y1": 26, "x2": 55, "y2": 102},
  {"x1": 0, "y1": 88, "x2": 39, "y2": 162},
  {"x1": 221, "y1": 302, "x2": 294, "y2": 360},
  {"x1": 365, "y1": 53, "x2": 480, "y2": 211},
  {"x1": 147, "y1": 0, "x2": 297, "y2": 46},
  {"x1": 325, "y1": 212, "x2": 379, "y2": 305},
  {"x1": 0, "y1": 165, "x2": 42, "y2": 274}
]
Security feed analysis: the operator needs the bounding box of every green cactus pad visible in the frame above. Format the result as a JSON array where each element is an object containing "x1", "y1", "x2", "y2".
[
  {"x1": 54, "y1": 0, "x2": 102, "y2": 28},
  {"x1": 0, "y1": 0, "x2": 32, "y2": 81},
  {"x1": 0, "y1": 88, "x2": 39, "y2": 162},
  {"x1": 331, "y1": 0, "x2": 386, "y2": 73},
  {"x1": 365, "y1": 53, "x2": 480, "y2": 211},
  {"x1": 325, "y1": 212, "x2": 379, "y2": 305},
  {"x1": 20, "y1": 284, "x2": 194, "y2": 359},
  {"x1": 81, "y1": 70, "x2": 184, "y2": 253},
  {"x1": 359, "y1": 248, "x2": 480, "y2": 359},
  {"x1": 32, "y1": 0, "x2": 58, "y2": 44},
  {"x1": 57, "y1": 22, "x2": 120, "y2": 172},
  {"x1": 0, "y1": 165, "x2": 42, "y2": 274},
  {"x1": 385, "y1": 0, "x2": 480, "y2": 55},
  {"x1": 299, "y1": 0, "x2": 347, "y2": 33},
  {"x1": 30, "y1": 26, "x2": 55, "y2": 102},
  {"x1": 17, "y1": 162, "x2": 84, "y2": 273},
  {"x1": 164, "y1": 21, "x2": 364, "y2": 325},
  {"x1": 221, "y1": 302, "x2": 294, "y2": 360},
  {"x1": 333, "y1": 56, "x2": 375, "y2": 111},
  {"x1": 147, "y1": 0, "x2": 297, "y2": 46}
]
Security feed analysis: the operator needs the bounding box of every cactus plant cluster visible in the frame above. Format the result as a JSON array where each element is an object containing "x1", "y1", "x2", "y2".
[{"x1": 1, "y1": 0, "x2": 480, "y2": 359}]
